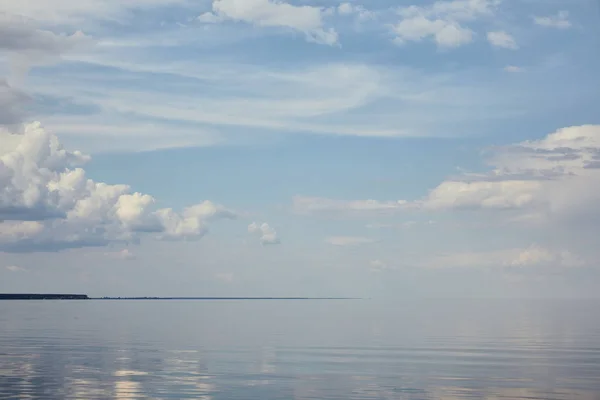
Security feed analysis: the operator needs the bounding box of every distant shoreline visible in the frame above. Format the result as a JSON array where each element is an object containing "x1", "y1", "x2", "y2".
[
  {"x1": 0, "y1": 294, "x2": 360, "y2": 301},
  {"x1": 0, "y1": 294, "x2": 89, "y2": 300},
  {"x1": 94, "y1": 297, "x2": 360, "y2": 300}
]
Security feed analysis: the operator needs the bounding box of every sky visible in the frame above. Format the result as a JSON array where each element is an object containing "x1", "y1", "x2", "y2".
[{"x1": 1, "y1": 0, "x2": 600, "y2": 298}]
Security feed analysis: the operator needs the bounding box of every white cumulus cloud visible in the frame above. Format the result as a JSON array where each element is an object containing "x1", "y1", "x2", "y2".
[
  {"x1": 416, "y1": 125, "x2": 600, "y2": 222},
  {"x1": 295, "y1": 125, "x2": 600, "y2": 231},
  {"x1": 248, "y1": 222, "x2": 280, "y2": 245},
  {"x1": 533, "y1": 11, "x2": 571, "y2": 29},
  {"x1": 392, "y1": 0, "x2": 499, "y2": 48},
  {"x1": 336, "y1": 3, "x2": 375, "y2": 20},
  {"x1": 487, "y1": 30, "x2": 518, "y2": 49},
  {"x1": 0, "y1": 122, "x2": 236, "y2": 252},
  {"x1": 198, "y1": 0, "x2": 338, "y2": 45}
]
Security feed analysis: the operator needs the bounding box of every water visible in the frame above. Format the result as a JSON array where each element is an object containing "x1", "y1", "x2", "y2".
[{"x1": 1, "y1": 299, "x2": 599, "y2": 399}]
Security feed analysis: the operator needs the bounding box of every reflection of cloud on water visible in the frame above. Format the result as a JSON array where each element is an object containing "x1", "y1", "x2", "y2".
[
  {"x1": 259, "y1": 346, "x2": 277, "y2": 374},
  {"x1": 160, "y1": 350, "x2": 217, "y2": 399},
  {"x1": 431, "y1": 386, "x2": 600, "y2": 400},
  {"x1": 114, "y1": 370, "x2": 149, "y2": 377},
  {"x1": 1, "y1": 313, "x2": 599, "y2": 400},
  {"x1": 113, "y1": 369, "x2": 147, "y2": 400},
  {"x1": 114, "y1": 379, "x2": 142, "y2": 400}
]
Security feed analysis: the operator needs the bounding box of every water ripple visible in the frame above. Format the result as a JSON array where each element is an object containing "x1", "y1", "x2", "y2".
[{"x1": 1, "y1": 300, "x2": 599, "y2": 399}]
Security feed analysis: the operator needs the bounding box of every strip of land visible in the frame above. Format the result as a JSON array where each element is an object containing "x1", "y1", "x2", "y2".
[
  {"x1": 95, "y1": 297, "x2": 358, "y2": 300},
  {"x1": 0, "y1": 294, "x2": 89, "y2": 300},
  {"x1": 0, "y1": 294, "x2": 359, "y2": 300}
]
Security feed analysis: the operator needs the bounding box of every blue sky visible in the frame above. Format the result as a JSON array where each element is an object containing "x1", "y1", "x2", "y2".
[{"x1": 1, "y1": 0, "x2": 600, "y2": 298}]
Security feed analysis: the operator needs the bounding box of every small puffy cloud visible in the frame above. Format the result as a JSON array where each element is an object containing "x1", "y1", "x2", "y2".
[
  {"x1": 337, "y1": 3, "x2": 355, "y2": 15},
  {"x1": 293, "y1": 196, "x2": 408, "y2": 214},
  {"x1": 0, "y1": 122, "x2": 236, "y2": 252},
  {"x1": 198, "y1": 0, "x2": 338, "y2": 45},
  {"x1": 337, "y1": 3, "x2": 375, "y2": 20},
  {"x1": 248, "y1": 222, "x2": 280, "y2": 245},
  {"x1": 5, "y1": 265, "x2": 27, "y2": 272},
  {"x1": 392, "y1": 0, "x2": 499, "y2": 48},
  {"x1": 105, "y1": 249, "x2": 136, "y2": 261},
  {"x1": 533, "y1": 11, "x2": 571, "y2": 29},
  {"x1": 392, "y1": 17, "x2": 473, "y2": 48},
  {"x1": 504, "y1": 65, "x2": 523, "y2": 73},
  {"x1": 369, "y1": 259, "x2": 390, "y2": 272},
  {"x1": 325, "y1": 236, "x2": 376, "y2": 246},
  {"x1": 487, "y1": 31, "x2": 518, "y2": 49}
]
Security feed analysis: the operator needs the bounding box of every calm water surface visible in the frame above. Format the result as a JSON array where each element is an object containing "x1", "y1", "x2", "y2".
[{"x1": 1, "y1": 300, "x2": 599, "y2": 399}]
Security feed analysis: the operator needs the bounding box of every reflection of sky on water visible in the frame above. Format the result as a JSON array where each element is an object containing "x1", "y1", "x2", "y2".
[{"x1": 1, "y1": 300, "x2": 599, "y2": 399}]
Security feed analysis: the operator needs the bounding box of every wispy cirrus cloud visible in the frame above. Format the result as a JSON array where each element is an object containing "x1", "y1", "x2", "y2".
[
  {"x1": 325, "y1": 236, "x2": 377, "y2": 246},
  {"x1": 5, "y1": 265, "x2": 28, "y2": 272},
  {"x1": 0, "y1": 0, "x2": 192, "y2": 26},
  {"x1": 420, "y1": 245, "x2": 585, "y2": 270},
  {"x1": 293, "y1": 196, "x2": 409, "y2": 215}
]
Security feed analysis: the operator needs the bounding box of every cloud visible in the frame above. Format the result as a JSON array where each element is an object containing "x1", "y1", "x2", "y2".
[
  {"x1": 293, "y1": 196, "x2": 409, "y2": 215},
  {"x1": 104, "y1": 249, "x2": 136, "y2": 260},
  {"x1": 37, "y1": 61, "x2": 404, "y2": 148},
  {"x1": 0, "y1": 15, "x2": 91, "y2": 128},
  {"x1": 392, "y1": 0, "x2": 499, "y2": 48},
  {"x1": 392, "y1": 17, "x2": 473, "y2": 48},
  {"x1": 336, "y1": 3, "x2": 375, "y2": 20},
  {"x1": 0, "y1": 80, "x2": 30, "y2": 125},
  {"x1": 0, "y1": 14, "x2": 91, "y2": 77},
  {"x1": 533, "y1": 11, "x2": 571, "y2": 29},
  {"x1": 415, "y1": 125, "x2": 600, "y2": 220},
  {"x1": 423, "y1": 245, "x2": 585, "y2": 269},
  {"x1": 369, "y1": 259, "x2": 390, "y2": 272},
  {"x1": 0, "y1": 0, "x2": 190, "y2": 26},
  {"x1": 337, "y1": 3, "x2": 356, "y2": 15},
  {"x1": 421, "y1": 180, "x2": 542, "y2": 210},
  {"x1": 295, "y1": 125, "x2": 600, "y2": 230},
  {"x1": 198, "y1": 0, "x2": 338, "y2": 45},
  {"x1": 0, "y1": 122, "x2": 236, "y2": 252},
  {"x1": 504, "y1": 65, "x2": 523, "y2": 73},
  {"x1": 5, "y1": 265, "x2": 27, "y2": 272},
  {"x1": 248, "y1": 222, "x2": 280, "y2": 245},
  {"x1": 325, "y1": 236, "x2": 376, "y2": 246},
  {"x1": 197, "y1": 12, "x2": 224, "y2": 24},
  {"x1": 487, "y1": 31, "x2": 517, "y2": 49}
]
